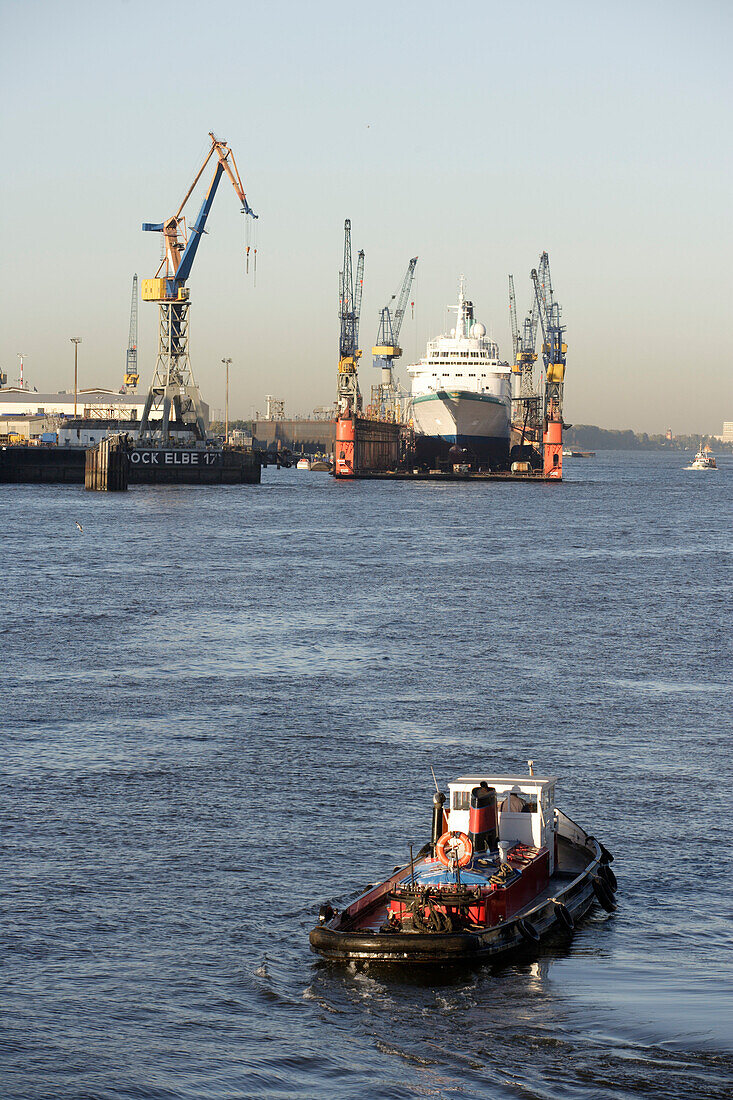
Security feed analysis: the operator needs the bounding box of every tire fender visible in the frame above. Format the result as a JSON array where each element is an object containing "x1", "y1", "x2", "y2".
[
  {"x1": 554, "y1": 901, "x2": 575, "y2": 931},
  {"x1": 592, "y1": 876, "x2": 617, "y2": 912},
  {"x1": 517, "y1": 918, "x2": 541, "y2": 944}
]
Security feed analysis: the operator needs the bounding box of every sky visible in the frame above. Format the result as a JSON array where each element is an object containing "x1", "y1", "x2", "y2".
[{"x1": 1, "y1": 0, "x2": 731, "y2": 433}]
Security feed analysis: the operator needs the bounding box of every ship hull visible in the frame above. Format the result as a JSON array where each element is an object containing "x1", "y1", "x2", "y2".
[{"x1": 412, "y1": 390, "x2": 510, "y2": 466}]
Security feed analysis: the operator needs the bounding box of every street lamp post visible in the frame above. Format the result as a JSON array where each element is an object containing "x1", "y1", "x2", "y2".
[
  {"x1": 221, "y1": 358, "x2": 232, "y2": 443},
  {"x1": 70, "y1": 338, "x2": 82, "y2": 418}
]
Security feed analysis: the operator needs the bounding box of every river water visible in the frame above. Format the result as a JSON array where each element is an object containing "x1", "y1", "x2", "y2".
[{"x1": 2, "y1": 452, "x2": 732, "y2": 1099}]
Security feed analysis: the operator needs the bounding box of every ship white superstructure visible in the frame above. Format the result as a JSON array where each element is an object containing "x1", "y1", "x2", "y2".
[{"x1": 407, "y1": 278, "x2": 511, "y2": 465}]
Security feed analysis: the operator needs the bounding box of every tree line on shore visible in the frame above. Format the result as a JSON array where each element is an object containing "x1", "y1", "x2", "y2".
[{"x1": 564, "y1": 425, "x2": 731, "y2": 453}]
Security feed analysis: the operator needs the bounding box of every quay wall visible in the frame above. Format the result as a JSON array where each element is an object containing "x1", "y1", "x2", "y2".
[{"x1": 0, "y1": 445, "x2": 86, "y2": 483}]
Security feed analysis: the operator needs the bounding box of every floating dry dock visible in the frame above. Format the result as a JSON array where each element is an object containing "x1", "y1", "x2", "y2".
[
  {"x1": 0, "y1": 440, "x2": 261, "y2": 487},
  {"x1": 332, "y1": 414, "x2": 563, "y2": 482},
  {"x1": 126, "y1": 445, "x2": 260, "y2": 485}
]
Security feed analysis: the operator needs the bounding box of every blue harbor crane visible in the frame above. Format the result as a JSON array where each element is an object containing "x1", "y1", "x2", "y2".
[
  {"x1": 337, "y1": 218, "x2": 365, "y2": 416},
  {"x1": 138, "y1": 132, "x2": 257, "y2": 443},
  {"x1": 123, "y1": 274, "x2": 139, "y2": 390},
  {"x1": 372, "y1": 256, "x2": 418, "y2": 418}
]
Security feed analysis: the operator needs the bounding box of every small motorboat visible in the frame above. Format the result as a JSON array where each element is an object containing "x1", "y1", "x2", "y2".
[
  {"x1": 296, "y1": 457, "x2": 312, "y2": 471},
  {"x1": 688, "y1": 446, "x2": 717, "y2": 470},
  {"x1": 309, "y1": 765, "x2": 616, "y2": 964}
]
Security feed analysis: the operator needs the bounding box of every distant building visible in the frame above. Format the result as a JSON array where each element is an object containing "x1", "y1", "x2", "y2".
[
  {"x1": 0, "y1": 387, "x2": 146, "y2": 420},
  {"x1": 56, "y1": 420, "x2": 142, "y2": 446},
  {"x1": 0, "y1": 413, "x2": 53, "y2": 440},
  {"x1": 722, "y1": 421, "x2": 733, "y2": 443},
  {"x1": 0, "y1": 413, "x2": 205, "y2": 447},
  {"x1": 665, "y1": 428, "x2": 673, "y2": 441},
  {"x1": 1, "y1": 413, "x2": 140, "y2": 445},
  {"x1": 229, "y1": 429, "x2": 253, "y2": 446},
  {"x1": 0, "y1": 386, "x2": 209, "y2": 428}
]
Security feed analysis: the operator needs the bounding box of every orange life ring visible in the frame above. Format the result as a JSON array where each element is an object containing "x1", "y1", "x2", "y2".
[{"x1": 435, "y1": 830, "x2": 473, "y2": 869}]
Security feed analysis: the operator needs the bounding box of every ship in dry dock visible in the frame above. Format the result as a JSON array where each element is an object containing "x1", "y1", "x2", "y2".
[{"x1": 407, "y1": 277, "x2": 512, "y2": 469}]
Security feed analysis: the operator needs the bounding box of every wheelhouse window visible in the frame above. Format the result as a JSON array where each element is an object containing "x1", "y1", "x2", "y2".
[
  {"x1": 498, "y1": 792, "x2": 539, "y2": 814},
  {"x1": 452, "y1": 789, "x2": 471, "y2": 811}
]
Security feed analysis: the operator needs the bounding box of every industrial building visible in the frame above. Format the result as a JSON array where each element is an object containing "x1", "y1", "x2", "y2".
[
  {"x1": 0, "y1": 387, "x2": 147, "y2": 420},
  {"x1": 0, "y1": 387, "x2": 209, "y2": 445}
]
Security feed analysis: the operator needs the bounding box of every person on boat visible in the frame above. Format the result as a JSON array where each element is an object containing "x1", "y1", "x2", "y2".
[{"x1": 499, "y1": 791, "x2": 530, "y2": 813}]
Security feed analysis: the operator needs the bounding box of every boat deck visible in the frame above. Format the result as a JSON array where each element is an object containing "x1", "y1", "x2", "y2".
[{"x1": 346, "y1": 837, "x2": 588, "y2": 933}]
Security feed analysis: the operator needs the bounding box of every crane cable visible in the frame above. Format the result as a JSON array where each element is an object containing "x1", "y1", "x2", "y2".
[{"x1": 245, "y1": 216, "x2": 258, "y2": 284}]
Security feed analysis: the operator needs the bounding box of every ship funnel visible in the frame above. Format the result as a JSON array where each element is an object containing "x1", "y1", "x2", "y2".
[{"x1": 468, "y1": 785, "x2": 497, "y2": 852}]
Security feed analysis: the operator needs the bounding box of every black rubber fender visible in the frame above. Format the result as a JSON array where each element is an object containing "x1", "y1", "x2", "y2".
[
  {"x1": 599, "y1": 863, "x2": 618, "y2": 893},
  {"x1": 554, "y1": 902, "x2": 575, "y2": 931},
  {"x1": 587, "y1": 836, "x2": 614, "y2": 864},
  {"x1": 592, "y1": 876, "x2": 617, "y2": 912},
  {"x1": 517, "y1": 918, "x2": 540, "y2": 944}
]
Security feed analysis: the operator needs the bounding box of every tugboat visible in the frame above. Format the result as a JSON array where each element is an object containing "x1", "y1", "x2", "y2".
[
  {"x1": 309, "y1": 765, "x2": 616, "y2": 964},
  {"x1": 688, "y1": 445, "x2": 717, "y2": 470}
]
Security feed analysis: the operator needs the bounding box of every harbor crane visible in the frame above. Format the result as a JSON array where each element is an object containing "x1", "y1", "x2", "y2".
[
  {"x1": 372, "y1": 256, "x2": 418, "y2": 419},
  {"x1": 138, "y1": 132, "x2": 257, "y2": 443},
  {"x1": 337, "y1": 218, "x2": 364, "y2": 416},
  {"x1": 123, "y1": 274, "x2": 139, "y2": 390},
  {"x1": 531, "y1": 251, "x2": 566, "y2": 477}
]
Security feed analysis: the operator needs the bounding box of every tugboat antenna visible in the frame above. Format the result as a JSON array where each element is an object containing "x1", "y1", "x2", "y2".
[{"x1": 430, "y1": 765, "x2": 440, "y2": 793}]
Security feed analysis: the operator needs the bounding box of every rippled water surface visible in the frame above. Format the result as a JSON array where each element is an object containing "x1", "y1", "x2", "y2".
[{"x1": 2, "y1": 451, "x2": 732, "y2": 1099}]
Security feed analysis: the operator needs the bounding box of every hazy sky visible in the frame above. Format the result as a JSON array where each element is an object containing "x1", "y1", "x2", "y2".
[{"x1": 1, "y1": 0, "x2": 731, "y2": 433}]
